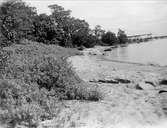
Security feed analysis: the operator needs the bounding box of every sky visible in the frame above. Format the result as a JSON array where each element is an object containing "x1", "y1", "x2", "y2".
[{"x1": 1, "y1": 0, "x2": 167, "y2": 36}]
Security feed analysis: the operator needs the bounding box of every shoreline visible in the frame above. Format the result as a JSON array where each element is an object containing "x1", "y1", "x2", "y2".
[
  {"x1": 83, "y1": 39, "x2": 167, "y2": 68},
  {"x1": 66, "y1": 47, "x2": 167, "y2": 128},
  {"x1": 96, "y1": 57, "x2": 165, "y2": 67}
]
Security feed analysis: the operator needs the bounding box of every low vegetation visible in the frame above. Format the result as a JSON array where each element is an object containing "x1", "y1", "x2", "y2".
[
  {"x1": 0, "y1": 0, "x2": 128, "y2": 127},
  {"x1": 0, "y1": 41, "x2": 102, "y2": 127}
]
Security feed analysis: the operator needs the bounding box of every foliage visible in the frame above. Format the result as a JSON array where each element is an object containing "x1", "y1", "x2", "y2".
[
  {"x1": 0, "y1": 41, "x2": 102, "y2": 127},
  {"x1": 32, "y1": 14, "x2": 63, "y2": 45},
  {"x1": 49, "y1": 4, "x2": 92, "y2": 47},
  {"x1": 0, "y1": 79, "x2": 59, "y2": 127},
  {"x1": 93, "y1": 25, "x2": 105, "y2": 40},
  {"x1": 0, "y1": 0, "x2": 98, "y2": 48},
  {"x1": 101, "y1": 31, "x2": 119, "y2": 45},
  {"x1": 92, "y1": 25, "x2": 105, "y2": 45},
  {"x1": 117, "y1": 29, "x2": 128, "y2": 44},
  {"x1": 72, "y1": 31, "x2": 96, "y2": 48},
  {"x1": 0, "y1": 0, "x2": 37, "y2": 46},
  {"x1": 0, "y1": 0, "x2": 128, "y2": 48}
]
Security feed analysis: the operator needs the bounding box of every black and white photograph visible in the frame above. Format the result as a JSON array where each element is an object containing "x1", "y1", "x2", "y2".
[{"x1": 0, "y1": 0, "x2": 167, "y2": 127}]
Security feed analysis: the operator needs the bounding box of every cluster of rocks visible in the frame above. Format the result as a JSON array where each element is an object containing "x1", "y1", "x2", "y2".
[
  {"x1": 89, "y1": 78, "x2": 131, "y2": 84},
  {"x1": 89, "y1": 77, "x2": 167, "y2": 92}
]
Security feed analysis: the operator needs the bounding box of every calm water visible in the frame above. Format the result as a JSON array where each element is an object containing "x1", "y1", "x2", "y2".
[{"x1": 102, "y1": 39, "x2": 167, "y2": 66}]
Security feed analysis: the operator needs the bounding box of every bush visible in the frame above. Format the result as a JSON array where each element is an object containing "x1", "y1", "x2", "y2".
[
  {"x1": 101, "y1": 31, "x2": 119, "y2": 45},
  {"x1": 1, "y1": 42, "x2": 101, "y2": 101},
  {"x1": 30, "y1": 56, "x2": 84, "y2": 100},
  {"x1": 0, "y1": 41, "x2": 102, "y2": 127},
  {"x1": 117, "y1": 29, "x2": 128, "y2": 44},
  {"x1": 0, "y1": 0, "x2": 37, "y2": 46},
  {"x1": 83, "y1": 35, "x2": 97, "y2": 48},
  {"x1": 72, "y1": 32, "x2": 96, "y2": 48},
  {"x1": 0, "y1": 79, "x2": 61, "y2": 127}
]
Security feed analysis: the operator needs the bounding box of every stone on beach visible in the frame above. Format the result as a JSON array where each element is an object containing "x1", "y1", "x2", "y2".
[
  {"x1": 159, "y1": 79, "x2": 167, "y2": 85},
  {"x1": 135, "y1": 82, "x2": 155, "y2": 90},
  {"x1": 67, "y1": 46, "x2": 167, "y2": 128}
]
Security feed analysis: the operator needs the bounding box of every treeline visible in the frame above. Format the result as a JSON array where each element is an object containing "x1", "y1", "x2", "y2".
[{"x1": 0, "y1": 0, "x2": 128, "y2": 48}]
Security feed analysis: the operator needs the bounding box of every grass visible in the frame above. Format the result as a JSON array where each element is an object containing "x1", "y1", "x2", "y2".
[{"x1": 0, "y1": 40, "x2": 102, "y2": 127}]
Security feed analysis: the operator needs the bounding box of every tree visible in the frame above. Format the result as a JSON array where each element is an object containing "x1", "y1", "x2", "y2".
[
  {"x1": 92, "y1": 25, "x2": 105, "y2": 45},
  {"x1": 0, "y1": 0, "x2": 37, "y2": 46},
  {"x1": 48, "y1": 4, "x2": 71, "y2": 26},
  {"x1": 33, "y1": 14, "x2": 63, "y2": 44},
  {"x1": 117, "y1": 29, "x2": 128, "y2": 44},
  {"x1": 101, "y1": 31, "x2": 119, "y2": 45},
  {"x1": 93, "y1": 25, "x2": 105, "y2": 40},
  {"x1": 49, "y1": 4, "x2": 92, "y2": 47},
  {"x1": 61, "y1": 17, "x2": 90, "y2": 47},
  {"x1": 48, "y1": 4, "x2": 73, "y2": 47}
]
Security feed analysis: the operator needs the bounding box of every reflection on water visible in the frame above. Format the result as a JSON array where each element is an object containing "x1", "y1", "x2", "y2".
[{"x1": 103, "y1": 39, "x2": 167, "y2": 66}]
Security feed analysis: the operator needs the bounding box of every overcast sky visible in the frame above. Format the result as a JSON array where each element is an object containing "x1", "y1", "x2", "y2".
[{"x1": 1, "y1": 0, "x2": 167, "y2": 36}]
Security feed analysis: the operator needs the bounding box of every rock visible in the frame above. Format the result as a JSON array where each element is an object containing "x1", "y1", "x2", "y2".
[
  {"x1": 89, "y1": 79, "x2": 119, "y2": 84},
  {"x1": 104, "y1": 48, "x2": 112, "y2": 52},
  {"x1": 159, "y1": 90, "x2": 167, "y2": 94},
  {"x1": 114, "y1": 78, "x2": 131, "y2": 84},
  {"x1": 90, "y1": 78, "x2": 131, "y2": 84},
  {"x1": 78, "y1": 46, "x2": 85, "y2": 51},
  {"x1": 135, "y1": 84, "x2": 143, "y2": 90},
  {"x1": 159, "y1": 79, "x2": 167, "y2": 85},
  {"x1": 145, "y1": 81, "x2": 155, "y2": 86},
  {"x1": 135, "y1": 82, "x2": 155, "y2": 90},
  {"x1": 98, "y1": 79, "x2": 119, "y2": 84}
]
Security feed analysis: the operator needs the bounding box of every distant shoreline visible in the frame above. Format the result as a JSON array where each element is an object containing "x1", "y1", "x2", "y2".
[{"x1": 82, "y1": 39, "x2": 167, "y2": 68}]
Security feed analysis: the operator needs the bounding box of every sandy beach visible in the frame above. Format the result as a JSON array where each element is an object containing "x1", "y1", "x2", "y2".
[
  {"x1": 65, "y1": 47, "x2": 167, "y2": 128},
  {"x1": 39, "y1": 46, "x2": 167, "y2": 128}
]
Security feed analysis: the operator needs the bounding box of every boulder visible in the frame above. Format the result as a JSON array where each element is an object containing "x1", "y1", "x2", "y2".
[
  {"x1": 135, "y1": 82, "x2": 155, "y2": 90},
  {"x1": 104, "y1": 48, "x2": 112, "y2": 52},
  {"x1": 90, "y1": 78, "x2": 131, "y2": 84},
  {"x1": 89, "y1": 79, "x2": 119, "y2": 84},
  {"x1": 159, "y1": 79, "x2": 167, "y2": 85},
  {"x1": 145, "y1": 81, "x2": 155, "y2": 86},
  {"x1": 98, "y1": 79, "x2": 119, "y2": 84},
  {"x1": 115, "y1": 78, "x2": 131, "y2": 84}
]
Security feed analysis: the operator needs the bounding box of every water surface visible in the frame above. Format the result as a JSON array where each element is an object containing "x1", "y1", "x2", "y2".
[{"x1": 102, "y1": 39, "x2": 167, "y2": 66}]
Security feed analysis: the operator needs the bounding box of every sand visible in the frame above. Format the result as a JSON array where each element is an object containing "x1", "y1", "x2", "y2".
[{"x1": 40, "y1": 46, "x2": 167, "y2": 128}]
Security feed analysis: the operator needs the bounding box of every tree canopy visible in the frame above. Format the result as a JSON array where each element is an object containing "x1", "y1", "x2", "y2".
[
  {"x1": 101, "y1": 31, "x2": 119, "y2": 45},
  {"x1": 117, "y1": 29, "x2": 128, "y2": 44},
  {"x1": 0, "y1": 0, "x2": 128, "y2": 48}
]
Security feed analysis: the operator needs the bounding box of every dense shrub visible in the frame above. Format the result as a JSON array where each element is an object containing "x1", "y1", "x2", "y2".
[
  {"x1": 32, "y1": 14, "x2": 63, "y2": 45},
  {"x1": 83, "y1": 35, "x2": 97, "y2": 48},
  {"x1": 72, "y1": 32, "x2": 96, "y2": 48},
  {"x1": 0, "y1": 0, "x2": 37, "y2": 46},
  {"x1": 0, "y1": 49, "x2": 12, "y2": 79},
  {"x1": 117, "y1": 29, "x2": 128, "y2": 44},
  {"x1": 0, "y1": 80, "x2": 60, "y2": 127},
  {"x1": 0, "y1": 42, "x2": 102, "y2": 127},
  {"x1": 101, "y1": 31, "x2": 119, "y2": 45},
  {"x1": 0, "y1": 0, "x2": 99, "y2": 48},
  {"x1": 0, "y1": 0, "x2": 129, "y2": 48},
  {"x1": 1, "y1": 42, "x2": 101, "y2": 100}
]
